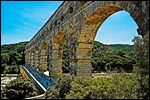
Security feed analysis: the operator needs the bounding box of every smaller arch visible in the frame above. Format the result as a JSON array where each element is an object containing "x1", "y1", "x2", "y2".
[
  {"x1": 79, "y1": 1, "x2": 88, "y2": 5},
  {"x1": 46, "y1": 27, "x2": 49, "y2": 33},
  {"x1": 40, "y1": 42, "x2": 48, "y2": 50},
  {"x1": 60, "y1": 15, "x2": 64, "y2": 21},
  {"x1": 67, "y1": 6, "x2": 73, "y2": 14},
  {"x1": 55, "y1": 21, "x2": 57, "y2": 26}
]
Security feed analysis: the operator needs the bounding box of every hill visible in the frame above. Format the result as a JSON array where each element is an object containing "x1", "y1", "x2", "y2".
[
  {"x1": 1, "y1": 41, "x2": 28, "y2": 65},
  {"x1": 1, "y1": 41, "x2": 28, "y2": 53},
  {"x1": 1, "y1": 41, "x2": 135, "y2": 73},
  {"x1": 108, "y1": 44, "x2": 133, "y2": 52}
]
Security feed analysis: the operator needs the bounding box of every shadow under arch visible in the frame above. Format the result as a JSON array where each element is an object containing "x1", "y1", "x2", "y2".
[
  {"x1": 76, "y1": 3, "x2": 142, "y2": 76},
  {"x1": 48, "y1": 31, "x2": 65, "y2": 77}
]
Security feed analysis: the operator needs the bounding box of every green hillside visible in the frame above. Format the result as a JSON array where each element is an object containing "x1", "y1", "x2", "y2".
[
  {"x1": 1, "y1": 41, "x2": 135, "y2": 73},
  {"x1": 1, "y1": 41, "x2": 28, "y2": 74},
  {"x1": 1, "y1": 41, "x2": 28, "y2": 53},
  {"x1": 1, "y1": 41, "x2": 28, "y2": 65},
  {"x1": 108, "y1": 44, "x2": 133, "y2": 52},
  {"x1": 92, "y1": 41, "x2": 135, "y2": 73}
]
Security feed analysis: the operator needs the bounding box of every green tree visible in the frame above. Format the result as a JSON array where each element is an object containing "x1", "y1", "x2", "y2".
[
  {"x1": 92, "y1": 41, "x2": 135, "y2": 73},
  {"x1": 62, "y1": 40, "x2": 70, "y2": 73},
  {"x1": 1, "y1": 41, "x2": 28, "y2": 66},
  {"x1": 45, "y1": 74, "x2": 139, "y2": 99},
  {"x1": 1, "y1": 78, "x2": 37, "y2": 99},
  {"x1": 1, "y1": 53, "x2": 10, "y2": 64},
  {"x1": 132, "y1": 33, "x2": 149, "y2": 99}
]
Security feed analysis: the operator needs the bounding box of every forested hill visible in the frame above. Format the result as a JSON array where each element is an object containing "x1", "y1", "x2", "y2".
[
  {"x1": 92, "y1": 41, "x2": 133, "y2": 54},
  {"x1": 1, "y1": 41, "x2": 133, "y2": 54},
  {"x1": 1, "y1": 41, "x2": 133, "y2": 65},
  {"x1": 1, "y1": 41, "x2": 28, "y2": 53},
  {"x1": 108, "y1": 44, "x2": 133, "y2": 52},
  {"x1": 1, "y1": 41, "x2": 135, "y2": 73},
  {"x1": 1, "y1": 41, "x2": 28, "y2": 65}
]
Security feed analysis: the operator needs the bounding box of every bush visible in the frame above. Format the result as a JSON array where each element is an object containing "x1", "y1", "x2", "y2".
[
  {"x1": 66, "y1": 74, "x2": 139, "y2": 99},
  {"x1": 1, "y1": 78, "x2": 37, "y2": 99},
  {"x1": 45, "y1": 74, "x2": 140, "y2": 99},
  {"x1": 45, "y1": 75, "x2": 73, "y2": 99},
  {"x1": 45, "y1": 86, "x2": 60, "y2": 99},
  {"x1": 2, "y1": 65, "x2": 19, "y2": 74}
]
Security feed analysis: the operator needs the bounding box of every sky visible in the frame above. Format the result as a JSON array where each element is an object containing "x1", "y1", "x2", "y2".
[{"x1": 1, "y1": 1, "x2": 139, "y2": 45}]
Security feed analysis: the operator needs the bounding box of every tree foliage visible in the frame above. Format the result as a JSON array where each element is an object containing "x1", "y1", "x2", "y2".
[
  {"x1": 45, "y1": 74, "x2": 140, "y2": 99},
  {"x1": 92, "y1": 41, "x2": 135, "y2": 73},
  {"x1": 1, "y1": 78, "x2": 37, "y2": 99},
  {"x1": 62, "y1": 40, "x2": 70, "y2": 73},
  {"x1": 1, "y1": 41, "x2": 28, "y2": 74},
  {"x1": 2, "y1": 64, "x2": 19, "y2": 74},
  {"x1": 45, "y1": 75, "x2": 73, "y2": 99},
  {"x1": 1, "y1": 40, "x2": 135, "y2": 73},
  {"x1": 132, "y1": 33, "x2": 149, "y2": 99}
]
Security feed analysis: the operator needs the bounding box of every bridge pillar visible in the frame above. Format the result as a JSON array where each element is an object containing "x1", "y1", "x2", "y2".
[
  {"x1": 48, "y1": 32, "x2": 65, "y2": 77},
  {"x1": 29, "y1": 50, "x2": 31, "y2": 66},
  {"x1": 30, "y1": 50, "x2": 35, "y2": 67},
  {"x1": 27, "y1": 52, "x2": 30, "y2": 65},
  {"x1": 70, "y1": 42, "x2": 92, "y2": 76},
  {"x1": 24, "y1": 51, "x2": 28, "y2": 65},
  {"x1": 34, "y1": 49, "x2": 39, "y2": 69},
  {"x1": 76, "y1": 43, "x2": 93, "y2": 76},
  {"x1": 39, "y1": 42, "x2": 48, "y2": 72},
  {"x1": 39, "y1": 48, "x2": 48, "y2": 72},
  {"x1": 49, "y1": 49, "x2": 63, "y2": 77}
]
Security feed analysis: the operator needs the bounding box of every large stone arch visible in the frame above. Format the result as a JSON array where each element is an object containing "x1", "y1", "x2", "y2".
[
  {"x1": 48, "y1": 32, "x2": 65, "y2": 77},
  {"x1": 73, "y1": 1, "x2": 149, "y2": 76}
]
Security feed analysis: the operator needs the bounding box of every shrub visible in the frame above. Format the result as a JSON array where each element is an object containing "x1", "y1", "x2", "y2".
[
  {"x1": 45, "y1": 74, "x2": 140, "y2": 99},
  {"x1": 1, "y1": 78, "x2": 37, "y2": 99},
  {"x1": 66, "y1": 74, "x2": 139, "y2": 99},
  {"x1": 45, "y1": 75, "x2": 73, "y2": 99}
]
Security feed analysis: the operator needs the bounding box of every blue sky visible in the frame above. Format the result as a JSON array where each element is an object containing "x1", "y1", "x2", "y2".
[{"x1": 1, "y1": 1, "x2": 139, "y2": 45}]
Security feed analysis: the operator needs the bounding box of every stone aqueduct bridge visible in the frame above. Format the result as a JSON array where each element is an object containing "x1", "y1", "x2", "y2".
[{"x1": 25, "y1": 1, "x2": 149, "y2": 77}]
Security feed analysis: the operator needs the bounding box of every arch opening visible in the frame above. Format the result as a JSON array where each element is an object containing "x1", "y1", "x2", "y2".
[
  {"x1": 76, "y1": 4, "x2": 142, "y2": 76},
  {"x1": 62, "y1": 40, "x2": 70, "y2": 73},
  {"x1": 92, "y1": 10, "x2": 141, "y2": 73}
]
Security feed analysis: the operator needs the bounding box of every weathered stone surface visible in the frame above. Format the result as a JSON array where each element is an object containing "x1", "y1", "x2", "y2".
[
  {"x1": 51, "y1": 69, "x2": 62, "y2": 77},
  {"x1": 25, "y1": 1, "x2": 149, "y2": 77}
]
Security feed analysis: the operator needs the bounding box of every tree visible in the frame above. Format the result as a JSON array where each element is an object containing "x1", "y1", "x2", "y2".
[
  {"x1": 62, "y1": 40, "x2": 70, "y2": 73},
  {"x1": 132, "y1": 33, "x2": 149, "y2": 99},
  {"x1": 1, "y1": 53, "x2": 10, "y2": 64},
  {"x1": 92, "y1": 41, "x2": 135, "y2": 73},
  {"x1": 1, "y1": 78, "x2": 37, "y2": 99}
]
